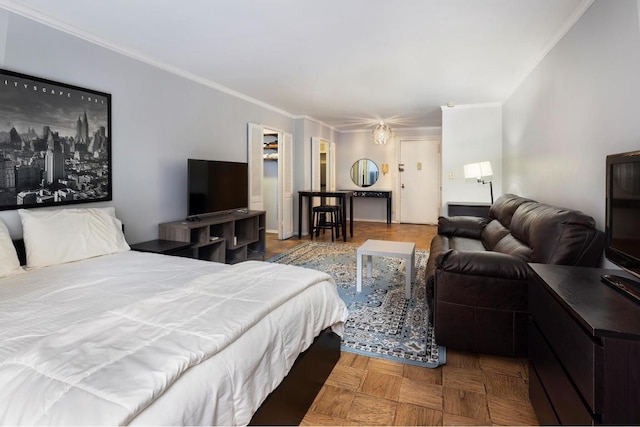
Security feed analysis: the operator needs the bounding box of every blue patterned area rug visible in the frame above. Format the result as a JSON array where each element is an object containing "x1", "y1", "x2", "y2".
[{"x1": 269, "y1": 241, "x2": 446, "y2": 368}]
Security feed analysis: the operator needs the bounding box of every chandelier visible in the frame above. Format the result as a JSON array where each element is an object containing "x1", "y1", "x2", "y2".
[{"x1": 372, "y1": 121, "x2": 392, "y2": 145}]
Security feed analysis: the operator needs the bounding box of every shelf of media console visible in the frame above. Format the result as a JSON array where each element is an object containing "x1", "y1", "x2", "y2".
[{"x1": 158, "y1": 210, "x2": 266, "y2": 264}]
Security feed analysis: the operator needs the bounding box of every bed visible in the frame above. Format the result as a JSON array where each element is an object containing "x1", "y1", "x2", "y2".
[{"x1": 0, "y1": 207, "x2": 348, "y2": 425}]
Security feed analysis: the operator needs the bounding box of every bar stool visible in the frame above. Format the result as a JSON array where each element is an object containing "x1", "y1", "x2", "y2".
[
  {"x1": 311, "y1": 205, "x2": 340, "y2": 241},
  {"x1": 325, "y1": 203, "x2": 343, "y2": 238}
]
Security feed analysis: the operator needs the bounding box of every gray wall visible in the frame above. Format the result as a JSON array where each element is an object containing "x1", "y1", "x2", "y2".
[
  {"x1": 0, "y1": 11, "x2": 334, "y2": 243},
  {"x1": 503, "y1": 0, "x2": 640, "y2": 231},
  {"x1": 441, "y1": 104, "x2": 502, "y2": 212}
]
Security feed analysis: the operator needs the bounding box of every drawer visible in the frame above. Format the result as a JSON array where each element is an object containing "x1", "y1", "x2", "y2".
[
  {"x1": 529, "y1": 360, "x2": 559, "y2": 425},
  {"x1": 529, "y1": 280, "x2": 602, "y2": 412},
  {"x1": 529, "y1": 322, "x2": 593, "y2": 425}
]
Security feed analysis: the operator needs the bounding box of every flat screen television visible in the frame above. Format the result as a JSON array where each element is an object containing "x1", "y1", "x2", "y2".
[
  {"x1": 603, "y1": 150, "x2": 640, "y2": 300},
  {"x1": 187, "y1": 159, "x2": 248, "y2": 218}
]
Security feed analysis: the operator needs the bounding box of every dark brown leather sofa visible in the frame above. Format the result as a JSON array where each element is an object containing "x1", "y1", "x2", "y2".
[{"x1": 425, "y1": 194, "x2": 605, "y2": 357}]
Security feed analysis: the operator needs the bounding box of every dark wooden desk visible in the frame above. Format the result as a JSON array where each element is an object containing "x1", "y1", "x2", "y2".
[{"x1": 298, "y1": 190, "x2": 354, "y2": 241}]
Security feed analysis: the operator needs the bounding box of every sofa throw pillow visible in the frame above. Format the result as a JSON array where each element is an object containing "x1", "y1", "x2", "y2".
[
  {"x1": 0, "y1": 218, "x2": 23, "y2": 278},
  {"x1": 19, "y1": 207, "x2": 130, "y2": 269}
]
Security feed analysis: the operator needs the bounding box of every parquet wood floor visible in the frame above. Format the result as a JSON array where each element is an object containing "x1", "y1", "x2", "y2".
[{"x1": 265, "y1": 222, "x2": 538, "y2": 426}]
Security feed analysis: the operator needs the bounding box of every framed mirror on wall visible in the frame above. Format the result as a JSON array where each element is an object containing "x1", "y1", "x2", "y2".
[{"x1": 350, "y1": 158, "x2": 379, "y2": 187}]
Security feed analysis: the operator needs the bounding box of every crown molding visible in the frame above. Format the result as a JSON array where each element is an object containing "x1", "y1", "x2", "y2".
[
  {"x1": 504, "y1": 0, "x2": 595, "y2": 101},
  {"x1": 293, "y1": 115, "x2": 339, "y2": 132},
  {"x1": 440, "y1": 102, "x2": 502, "y2": 111},
  {"x1": 341, "y1": 126, "x2": 442, "y2": 134},
  {"x1": 0, "y1": 0, "x2": 296, "y2": 119}
]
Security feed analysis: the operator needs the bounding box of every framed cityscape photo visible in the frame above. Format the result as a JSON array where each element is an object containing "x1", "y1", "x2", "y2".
[{"x1": 0, "y1": 68, "x2": 111, "y2": 211}]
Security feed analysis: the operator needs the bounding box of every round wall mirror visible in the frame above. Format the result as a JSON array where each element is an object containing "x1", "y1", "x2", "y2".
[{"x1": 350, "y1": 159, "x2": 379, "y2": 187}]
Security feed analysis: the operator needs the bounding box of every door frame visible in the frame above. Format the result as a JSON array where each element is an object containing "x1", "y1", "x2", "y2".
[
  {"x1": 396, "y1": 137, "x2": 442, "y2": 224},
  {"x1": 248, "y1": 123, "x2": 294, "y2": 240},
  {"x1": 311, "y1": 137, "x2": 336, "y2": 192}
]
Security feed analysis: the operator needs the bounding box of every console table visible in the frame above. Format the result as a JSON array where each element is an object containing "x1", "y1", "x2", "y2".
[
  {"x1": 342, "y1": 190, "x2": 392, "y2": 224},
  {"x1": 528, "y1": 264, "x2": 640, "y2": 425}
]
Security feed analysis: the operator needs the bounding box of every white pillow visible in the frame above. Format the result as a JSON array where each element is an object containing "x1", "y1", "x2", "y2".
[
  {"x1": 19, "y1": 207, "x2": 130, "y2": 269},
  {"x1": 0, "y1": 218, "x2": 23, "y2": 278}
]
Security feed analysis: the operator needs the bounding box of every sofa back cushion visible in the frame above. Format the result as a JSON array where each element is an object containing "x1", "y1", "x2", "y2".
[
  {"x1": 509, "y1": 202, "x2": 603, "y2": 265},
  {"x1": 482, "y1": 219, "x2": 532, "y2": 260},
  {"x1": 490, "y1": 194, "x2": 536, "y2": 229},
  {"x1": 481, "y1": 220, "x2": 510, "y2": 250}
]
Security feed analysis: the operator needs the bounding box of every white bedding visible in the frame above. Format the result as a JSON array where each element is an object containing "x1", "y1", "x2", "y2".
[{"x1": 0, "y1": 251, "x2": 347, "y2": 425}]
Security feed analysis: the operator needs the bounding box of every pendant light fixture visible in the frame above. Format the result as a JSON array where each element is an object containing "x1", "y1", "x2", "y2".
[{"x1": 372, "y1": 120, "x2": 392, "y2": 145}]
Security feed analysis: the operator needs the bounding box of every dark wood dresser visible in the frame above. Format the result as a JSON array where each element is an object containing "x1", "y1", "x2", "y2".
[{"x1": 528, "y1": 264, "x2": 640, "y2": 425}]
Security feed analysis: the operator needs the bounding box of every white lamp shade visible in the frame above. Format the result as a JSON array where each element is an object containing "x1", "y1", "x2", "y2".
[
  {"x1": 464, "y1": 161, "x2": 493, "y2": 179},
  {"x1": 464, "y1": 163, "x2": 481, "y2": 179},
  {"x1": 479, "y1": 161, "x2": 493, "y2": 177}
]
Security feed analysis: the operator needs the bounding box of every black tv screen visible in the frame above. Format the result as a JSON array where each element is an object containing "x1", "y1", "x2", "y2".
[
  {"x1": 188, "y1": 159, "x2": 248, "y2": 217},
  {"x1": 605, "y1": 150, "x2": 640, "y2": 278}
]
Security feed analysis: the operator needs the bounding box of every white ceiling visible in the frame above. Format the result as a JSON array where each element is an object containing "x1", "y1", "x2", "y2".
[{"x1": 1, "y1": 0, "x2": 592, "y2": 131}]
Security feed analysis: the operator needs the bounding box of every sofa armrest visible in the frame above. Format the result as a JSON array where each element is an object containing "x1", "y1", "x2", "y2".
[
  {"x1": 438, "y1": 216, "x2": 489, "y2": 239},
  {"x1": 437, "y1": 249, "x2": 530, "y2": 280}
]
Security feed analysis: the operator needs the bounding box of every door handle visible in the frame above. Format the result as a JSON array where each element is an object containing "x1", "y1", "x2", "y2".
[{"x1": 401, "y1": 184, "x2": 405, "y2": 189}]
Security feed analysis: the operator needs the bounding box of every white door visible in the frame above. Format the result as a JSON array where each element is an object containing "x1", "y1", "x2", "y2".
[
  {"x1": 247, "y1": 123, "x2": 264, "y2": 211},
  {"x1": 278, "y1": 132, "x2": 294, "y2": 239},
  {"x1": 399, "y1": 139, "x2": 440, "y2": 224}
]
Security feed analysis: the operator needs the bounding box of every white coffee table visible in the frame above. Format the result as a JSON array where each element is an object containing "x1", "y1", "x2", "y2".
[{"x1": 356, "y1": 239, "x2": 416, "y2": 299}]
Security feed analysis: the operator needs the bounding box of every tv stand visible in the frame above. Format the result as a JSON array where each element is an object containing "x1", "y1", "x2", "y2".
[
  {"x1": 160, "y1": 210, "x2": 266, "y2": 264},
  {"x1": 601, "y1": 273, "x2": 640, "y2": 303}
]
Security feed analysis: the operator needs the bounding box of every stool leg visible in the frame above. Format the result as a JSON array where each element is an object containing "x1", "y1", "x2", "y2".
[
  {"x1": 330, "y1": 211, "x2": 335, "y2": 241},
  {"x1": 322, "y1": 212, "x2": 327, "y2": 235}
]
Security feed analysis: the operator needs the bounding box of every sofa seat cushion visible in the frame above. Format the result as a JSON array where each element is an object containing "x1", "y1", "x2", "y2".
[
  {"x1": 448, "y1": 236, "x2": 486, "y2": 252},
  {"x1": 492, "y1": 234, "x2": 532, "y2": 261}
]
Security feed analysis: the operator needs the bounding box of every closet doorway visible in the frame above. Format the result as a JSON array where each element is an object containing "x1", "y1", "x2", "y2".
[
  {"x1": 311, "y1": 137, "x2": 336, "y2": 192},
  {"x1": 247, "y1": 123, "x2": 293, "y2": 240}
]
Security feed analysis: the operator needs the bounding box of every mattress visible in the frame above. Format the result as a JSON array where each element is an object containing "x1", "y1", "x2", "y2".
[{"x1": 0, "y1": 251, "x2": 347, "y2": 425}]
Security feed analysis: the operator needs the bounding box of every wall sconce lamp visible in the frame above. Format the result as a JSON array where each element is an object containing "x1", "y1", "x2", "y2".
[
  {"x1": 381, "y1": 163, "x2": 389, "y2": 175},
  {"x1": 464, "y1": 161, "x2": 494, "y2": 203}
]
